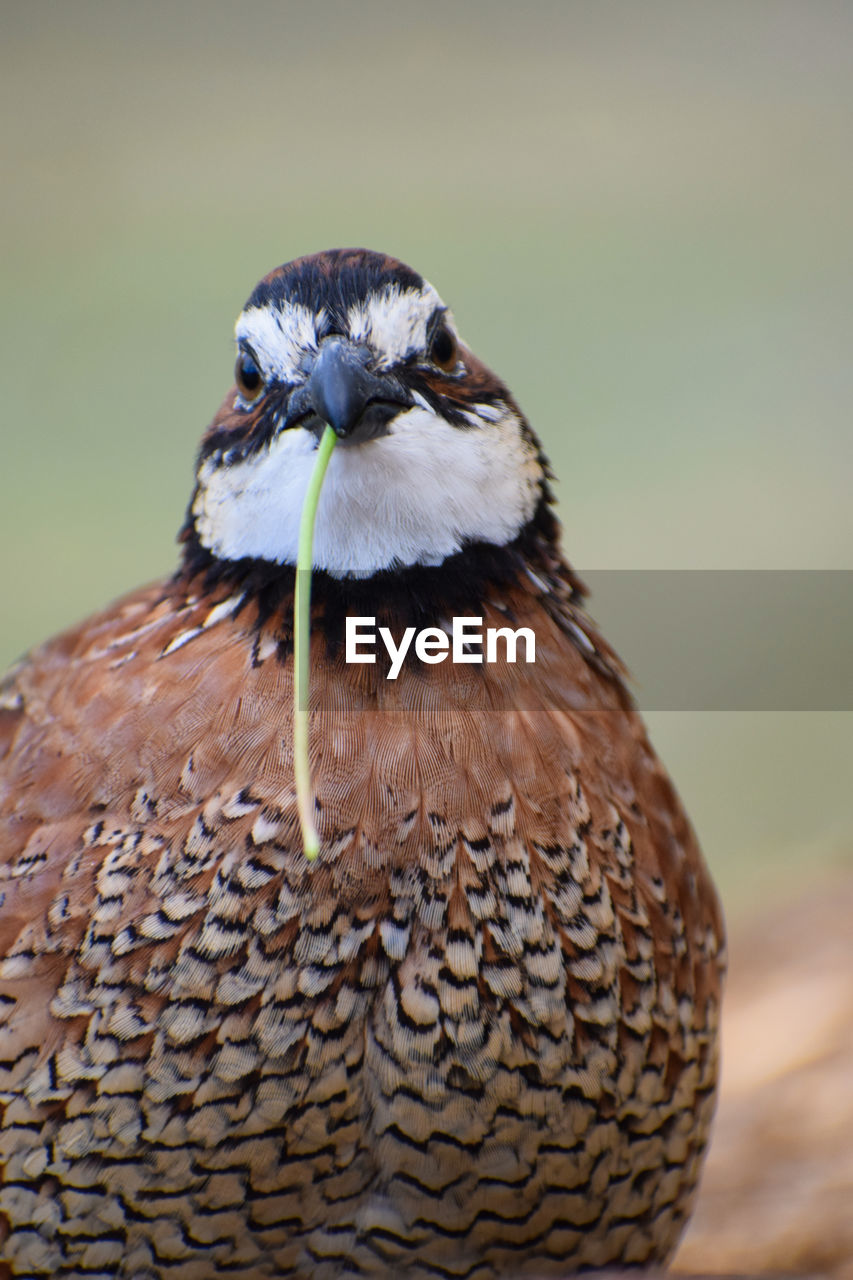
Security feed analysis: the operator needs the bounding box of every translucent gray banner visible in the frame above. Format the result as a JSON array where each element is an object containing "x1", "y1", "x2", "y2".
[
  {"x1": 583, "y1": 570, "x2": 853, "y2": 711},
  {"x1": 297, "y1": 569, "x2": 852, "y2": 712}
]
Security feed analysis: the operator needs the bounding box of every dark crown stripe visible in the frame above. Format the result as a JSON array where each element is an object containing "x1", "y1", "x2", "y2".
[{"x1": 246, "y1": 249, "x2": 425, "y2": 324}]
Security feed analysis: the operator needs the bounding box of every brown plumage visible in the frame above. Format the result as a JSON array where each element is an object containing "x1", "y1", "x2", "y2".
[{"x1": 0, "y1": 249, "x2": 724, "y2": 1278}]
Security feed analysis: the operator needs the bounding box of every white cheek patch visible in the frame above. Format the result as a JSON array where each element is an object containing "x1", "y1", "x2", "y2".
[
  {"x1": 193, "y1": 406, "x2": 541, "y2": 576},
  {"x1": 347, "y1": 285, "x2": 450, "y2": 369},
  {"x1": 235, "y1": 303, "x2": 323, "y2": 384}
]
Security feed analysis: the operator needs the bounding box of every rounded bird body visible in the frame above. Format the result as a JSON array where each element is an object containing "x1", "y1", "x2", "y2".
[{"x1": 0, "y1": 249, "x2": 724, "y2": 1278}]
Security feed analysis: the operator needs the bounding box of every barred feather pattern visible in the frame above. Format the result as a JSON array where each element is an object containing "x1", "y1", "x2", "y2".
[{"x1": 0, "y1": 565, "x2": 724, "y2": 1279}]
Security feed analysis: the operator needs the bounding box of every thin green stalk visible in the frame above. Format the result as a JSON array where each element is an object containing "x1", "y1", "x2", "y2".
[{"x1": 294, "y1": 424, "x2": 337, "y2": 859}]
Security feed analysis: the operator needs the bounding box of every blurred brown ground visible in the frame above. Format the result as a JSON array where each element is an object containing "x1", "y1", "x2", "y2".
[{"x1": 673, "y1": 872, "x2": 853, "y2": 1278}]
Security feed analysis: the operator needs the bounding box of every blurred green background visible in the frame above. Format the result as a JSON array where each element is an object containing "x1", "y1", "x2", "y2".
[{"x1": 1, "y1": 0, "x2": 851, "y2": 914}]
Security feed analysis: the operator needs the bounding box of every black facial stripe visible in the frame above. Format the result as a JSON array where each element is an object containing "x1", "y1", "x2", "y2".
[
  {"x1": 199, "y1": 389, "x2": 290, "y2": 465},
  {"x1": 399, "y1": 371, "x2": 500, "y2": 428},
  {"x1": 424, "y1": 305, "x2": 448, "y2": 343},
  {"x1": 200, "y1": 354, "x2": 512, "y2": 468}
]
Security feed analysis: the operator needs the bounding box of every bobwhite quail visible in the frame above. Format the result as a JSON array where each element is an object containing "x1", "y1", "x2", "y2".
[{"x1": 0, "y1": 249, "x2": 725, "y2": 1278}]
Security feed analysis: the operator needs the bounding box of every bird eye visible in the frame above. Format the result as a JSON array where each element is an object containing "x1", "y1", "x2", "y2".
[
  {"x1": 429, "y1": 323, "x2": 458, "y2": 372},
  {"x1": 235, "y1": 351, "x2": 264, "y2": 401}
]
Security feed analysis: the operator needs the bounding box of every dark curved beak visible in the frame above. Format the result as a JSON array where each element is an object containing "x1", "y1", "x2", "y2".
[{"x1": 287, "y1": 336, "x2": 412, "y2": 442}]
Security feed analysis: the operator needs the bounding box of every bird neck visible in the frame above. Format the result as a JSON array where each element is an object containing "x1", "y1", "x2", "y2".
[{"x1": 176, "y1": 499, "x2": 569, "y2": 635}]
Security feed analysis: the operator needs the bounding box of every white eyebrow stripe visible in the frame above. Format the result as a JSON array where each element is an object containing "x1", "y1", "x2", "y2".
[
  {"x1": 235, "y1": 303, "x2": 322, "y2": 383},
  {"x1": 347, "y1": 284, "x2": 450, "y2": 368},
  {"x1": 234, "y1": 281, "x2": 459, "y2": 383}
]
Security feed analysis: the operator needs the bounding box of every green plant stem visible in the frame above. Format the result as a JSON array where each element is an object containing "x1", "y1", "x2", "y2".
[{"x1": 294, "y1": 424, "x2": 337, "y2": 860}]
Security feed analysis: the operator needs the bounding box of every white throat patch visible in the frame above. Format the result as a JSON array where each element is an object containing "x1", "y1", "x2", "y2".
[{"x1": 192, "y1": 406, "x2": 542, "y2": 575}]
